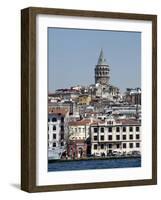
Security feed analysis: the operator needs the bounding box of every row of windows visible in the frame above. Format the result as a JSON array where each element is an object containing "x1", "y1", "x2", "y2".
[
  {"x1": 96, "y1": 71, "x2": 108, "y2": 76},
  {"x1": 93, "y1": 126, "x2": 140, "y2": 133},
  {"x1": 48, "y1": 125, "x2": 64, "y2": 131},
  {"x1": 70, "y1": 127, "x2": 85, "y2": 133},
  {"x1": 93, "y1": 134, "x2": 140, "y2": 141},
  {"x1": 48, "y1": 133, "x2": 64, "y2": 140},
  {"x1": 48, "y1": 117, "x2": 64, "y2": 123},
  {"x1": 93, "y1": 142, "x2": 140, "y2": 150},
  {"x1": 49, "y1": 142, "x2": 64, "y2": 147}
]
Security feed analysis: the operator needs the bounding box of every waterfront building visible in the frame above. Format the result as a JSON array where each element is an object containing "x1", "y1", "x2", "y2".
[
  {"x1": 68, "y1": 119, "x2": 99, "y2": 157},
  {"x1": 68, "y1": 119, "x2": 92, "y2": 140},
  {"x1": 90, "y1": 118, "x2": 141, "y2": 156},
  {"x1": 67, "y1": 139, "x2": 87, "y2": 159},
  {"x1": 48, "y1": 108, "x2": 69, "y2": 159}
]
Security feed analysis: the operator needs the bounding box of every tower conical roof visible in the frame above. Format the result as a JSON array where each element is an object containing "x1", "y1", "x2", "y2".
[{"x1": 97, "y1": 48, "x2": 108, "y2": 65}]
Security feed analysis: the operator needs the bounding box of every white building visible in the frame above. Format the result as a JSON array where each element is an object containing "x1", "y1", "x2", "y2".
[
  {"x1": 90, "y1": 118, "x2": 141, "y2": 156},
  {"x1": 68, "y1": 119, "x2": 92, "y2": 141},
  {"x1": 48, "y1": 108, "x2": 69, "y2": 159}
]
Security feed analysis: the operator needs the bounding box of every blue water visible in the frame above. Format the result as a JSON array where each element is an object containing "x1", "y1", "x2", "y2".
[{"x1": 48, "y1": 158, "x2": 141, "y2": 172}]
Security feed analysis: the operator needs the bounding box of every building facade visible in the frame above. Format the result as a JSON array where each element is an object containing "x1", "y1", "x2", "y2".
[
  {"x1": 48, "y1": 108, "x2": 69, "y2": 159},
  {"x1": 90, "y1": 119, "x2": 141, "y2": 156},
  {"x1": 78, "y1": 94, "x2": 91, "y2": 105}
]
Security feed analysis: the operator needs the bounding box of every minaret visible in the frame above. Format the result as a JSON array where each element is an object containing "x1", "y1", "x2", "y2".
[{"x1": 95, "y1": 49, "x2": 110, "y2": 85}]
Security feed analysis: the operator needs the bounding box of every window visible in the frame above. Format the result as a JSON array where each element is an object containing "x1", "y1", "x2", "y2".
[
  {"x1": 53, "y1": 125, "x2": 56, "y2": 131},
  {"x1": 136, "y1": 143, "x2": 140, "y2": 148},
  {"x1": 108, "y1": 127, "x2": 112, "y2": 132},
  {"x1": 61, "y1": 125, "x2": 64, "y2": 131},
  {"x1": 48, "y1": 118, "x2": 50, "y2": 122},
  {"x1": 129, "y1": 143, "x2": 133, "y2": 148},
  {"x1": 48, "y1": 126, "x2": 49, "y2": 131},
  {"x1": 100, "y1": 127, "x2": 104, "y2": 133},
  {"x1": 123, "y1": 143, "x2": 126, "y2": 148},
  {"x1": 75, "y1": 128, "x2": 77, "y2": 132},
  {"x1": 136, "y1": 134, "x2": 140, "y2": 139},
  {"x1": 129, "y1": 134, "x2": 133, "y2": 140},
  {"x1": 108, "y1": 135, "x2": 112, "y2": 140},
  {"x1": 79, "y1": 128, "x2": 81, "y2": 132},
  {"x1": 94, "y1": 127, "x2": 98, "y2": 133},
  {"x1": 52, "y1": 117, "x2": 57, "y2": 122},
  {"x1": 94, "y1": 135, "x2": 98, "y2": 141},
  {"x1": 116, "y1": 127, "x2": 120, "y2": 132},
  {"x1": 108, "y1": 144, "x2": 112, "y2": 148},
  {"x1": 61, "y1": 142, "x2": 64, "y2": 146},
  {"x1": 101, "y1": 144, "x2": 104, "y2": 149},
  {"x1": 52, "y1": 142, "x2": 56, "y2": 147},
  {"x1": 129, "y1": 127, "x2": 133, "y2": 132},
  {"x1": 116, "y1": 135, "x2": 120, "y2": 140},
  {"x1": 53, "y1": 134, "x2": 56, "y2": 139},
  {"x1": 116, "y1": 144, "x2": 120, "y2": 149},
  {"x1": 123, "y1": 135, "x2": 126, "y2": 140},
  {"x1": 136, "y1": 127, "x2": 140, "y2": 132},
  {"x1": 61, "y1": 117, "x2": 64, "y2": 123},
  {"x1": 61, "y1": 134, "x2": 64, "y2": 140},
  {"x1": 94, "y1": 144, "x2": 97, "y2": 149},
  {"x1": 100, "y1": 135, "x2": 104, "y2": 140},
  {"x1": 123, "y1": 127, "x2": 126, "y2": 132}
]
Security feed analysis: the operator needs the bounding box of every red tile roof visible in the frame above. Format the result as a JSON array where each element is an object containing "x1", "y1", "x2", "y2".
[{"x1": 69, "y1": 119, "x2": 100, "y2": 126}]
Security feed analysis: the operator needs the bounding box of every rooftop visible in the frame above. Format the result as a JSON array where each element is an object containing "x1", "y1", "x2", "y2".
[
  {"x1": 69, "y1": 119, "x2": 100, "y2": 126},
  {"x1": 48, "y1": 108, "x2": 69, "y2": 115}
]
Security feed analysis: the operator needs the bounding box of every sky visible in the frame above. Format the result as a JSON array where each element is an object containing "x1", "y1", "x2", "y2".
[{"x1": 48, "y1": 28, "x2": 141, "y2": 93}]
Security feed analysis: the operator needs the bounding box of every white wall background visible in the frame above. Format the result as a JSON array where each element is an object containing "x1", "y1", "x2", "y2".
[{"x1": 0, "y1": 0, "x2": 160, "y2": 199}]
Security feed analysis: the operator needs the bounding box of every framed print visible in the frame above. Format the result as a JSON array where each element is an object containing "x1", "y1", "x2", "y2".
[{"x1": 21, "y1": 7, "x2": 157, "y2": 192}]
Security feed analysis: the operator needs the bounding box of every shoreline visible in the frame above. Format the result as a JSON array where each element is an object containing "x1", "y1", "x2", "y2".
[{"x1": 48, "y1": 155, "x2": 141, "y2": 163}]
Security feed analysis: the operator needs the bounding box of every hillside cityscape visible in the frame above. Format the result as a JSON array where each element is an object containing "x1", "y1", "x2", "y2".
[{"x1": 48, "y1": 49, "x2": 141, "y2": 161}]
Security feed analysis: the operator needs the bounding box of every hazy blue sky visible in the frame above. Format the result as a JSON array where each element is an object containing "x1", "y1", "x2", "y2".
[{"x1": 48, "y1": 28, "x2": 141, "y2": 93}]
